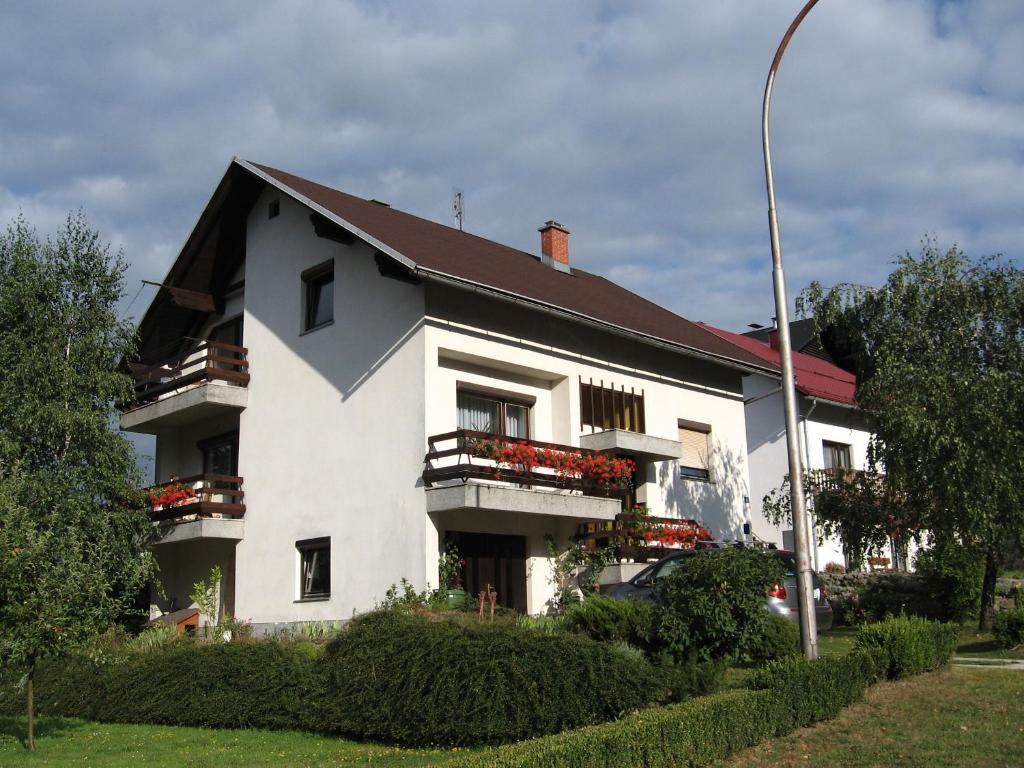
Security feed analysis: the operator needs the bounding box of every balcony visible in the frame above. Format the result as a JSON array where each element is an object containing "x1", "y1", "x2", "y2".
[
  {"x1": 146, "y1": 474, "x2": 245, "y2": 545},
  {"x1": 807, "y1": 468, "x2": 883, "y2": 492},
  {"x1": 120, "y1": 341, "x2": 249, "y2": 433},
  {"x1": 575, "y1": 512, "x2": 712, "y2": 563},
  {"x1": 578, "y1": 429, "x2": 682, "y2": 462},
  {"x1": 422, "y1": 430, "x2": 629, "y2": 521}
]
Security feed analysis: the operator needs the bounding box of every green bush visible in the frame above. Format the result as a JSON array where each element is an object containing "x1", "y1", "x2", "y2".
[
  {"x1": 854, "y1": 615, "x2": 959, "y2": 678},
  {"x1": 745, "y1": 614, "x2": 801, "y2": 663},
  {"x1": 445, "y1": 689, "x2": 778, "y2": 768},
  {"x1": 0, "y1": 642, "x2": 325, "y2": 731},
  {"x1": 652, "y1": 654, "x2": 727, "y2": 702},
  {"x1": 562, "y1": 594, "x2": 653, "y2": 649},
  {"x1": 992, "y1": 606, "x2": 1024, "y2": 649},
  {"x1": 914, "y1": 545, "x2": 984, "y2": 623},
  {"x1": 750, "y1": 649, "x2": 884, "y2": 734},
  {"x1": 653, "y1": 548, "x2": 784, "y2": 662},
  {"x1": 318, "y1": 610, "x2": 663, "y2": 746}
]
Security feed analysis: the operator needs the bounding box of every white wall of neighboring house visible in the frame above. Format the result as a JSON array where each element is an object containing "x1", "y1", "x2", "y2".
[{"x1": 743, "y1": 372, "x2": 877, "y2": 570}]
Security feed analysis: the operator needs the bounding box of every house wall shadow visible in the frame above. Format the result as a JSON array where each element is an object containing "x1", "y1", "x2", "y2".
[{"x1": 655, "y1": 440, "x2": 749, "y2": 542}]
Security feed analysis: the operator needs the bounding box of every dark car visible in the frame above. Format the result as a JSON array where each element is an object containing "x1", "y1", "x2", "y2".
[{"x1": 602, "y1": 544, "x2": 833, "y2": 632}]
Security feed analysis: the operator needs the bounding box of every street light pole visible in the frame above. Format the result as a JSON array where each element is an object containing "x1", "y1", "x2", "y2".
[{"x1": 762, "y1": 0, "x2": 821, "y2": 659}]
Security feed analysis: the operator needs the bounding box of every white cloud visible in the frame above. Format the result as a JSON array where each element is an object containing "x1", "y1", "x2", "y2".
[{"x1": 0, "y1": 0, "x2": 1021, "y2": 329}]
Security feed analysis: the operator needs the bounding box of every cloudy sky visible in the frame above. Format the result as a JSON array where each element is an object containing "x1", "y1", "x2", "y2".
[{"x1": 2, "y1": 0, "x2": 1022, "y2": 331}]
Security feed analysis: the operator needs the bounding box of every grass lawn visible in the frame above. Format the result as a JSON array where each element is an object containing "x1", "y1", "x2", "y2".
[
  {"x1": 722, "y1": 666, "x2": 1024, "y2": 768},
  {"x1": 956, "y1": 625, "x2": 1024, "y2": 660},
  {"x1": 816, "y1": 626, "x2": 858, "y2": 656},
  {"x1": 0, "y1": 717, "x2": 463, "y2": 767}
]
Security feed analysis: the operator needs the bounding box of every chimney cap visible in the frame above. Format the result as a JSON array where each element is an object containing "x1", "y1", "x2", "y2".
[{"x1": 538, "y1": 220, "x2": 570, "y2": 234}]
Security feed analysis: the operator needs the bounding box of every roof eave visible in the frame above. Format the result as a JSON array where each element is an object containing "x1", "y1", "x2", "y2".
[
  {"x1": 233, "y1": 159, "x2": 781, "y2": 377},
  {"x1": 417, "y1": 268, "x2": 779, "y2": 377}
]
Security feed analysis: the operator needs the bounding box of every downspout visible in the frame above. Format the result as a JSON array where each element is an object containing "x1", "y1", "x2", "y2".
[{"x1": 801, "y1": 397, "x2": 820, "y2": 571}]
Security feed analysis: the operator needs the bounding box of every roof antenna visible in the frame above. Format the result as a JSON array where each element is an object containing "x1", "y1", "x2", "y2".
[{"x1": 452, "y1": 189, "x2": 464, "y2": 231}]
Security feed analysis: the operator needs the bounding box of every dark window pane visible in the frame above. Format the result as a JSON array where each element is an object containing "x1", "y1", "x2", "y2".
[
  {"x1": 300, "y1": 544, "x2": 330, "y2": 598},
  {"x1": 305, "y1": 269, "x2": 334, "y2": 330}
]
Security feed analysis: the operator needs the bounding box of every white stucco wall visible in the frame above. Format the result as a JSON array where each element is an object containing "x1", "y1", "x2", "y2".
[
  {"x1": 422, "y1": 284, "x2": 753, "y2": 610},
  {"x1": 147, "y1": 189, "x2": 779, "y2": 623},
  {"x1": 231, "y1": 191, "x2": 427, "y2": 623},
  {"x1": 743, "y1": 371, "x2": 876, "y2": 568}
]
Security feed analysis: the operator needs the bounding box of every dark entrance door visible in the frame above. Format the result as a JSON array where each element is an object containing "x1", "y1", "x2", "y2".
[{"x1": 447, "y1": 532, "x2": 528, "y2": 613}]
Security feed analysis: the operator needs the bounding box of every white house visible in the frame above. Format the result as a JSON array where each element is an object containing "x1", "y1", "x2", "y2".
[
  {"x1": 700, "y1": 323, "x2": 893, "y2": 571},
  {"x1": 122, "y1": 158, "x2": 782, "y2": 630}
]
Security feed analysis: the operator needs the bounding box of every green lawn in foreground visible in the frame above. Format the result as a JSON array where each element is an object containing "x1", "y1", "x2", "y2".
[
  {"x1": 0, "y1": 717, "x2": 462, "y2": 767},
  {"x1": 722, "y1": 666, "x2": 1024, "y2": 768}
]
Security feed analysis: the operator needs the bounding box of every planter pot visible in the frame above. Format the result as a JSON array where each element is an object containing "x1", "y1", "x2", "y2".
[{"x1": 444, "y1": 588, "x2": 468, "y2": 610}]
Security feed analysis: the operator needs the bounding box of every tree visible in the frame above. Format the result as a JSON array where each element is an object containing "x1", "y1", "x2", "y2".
[
  {"x1": 0, "y1": 213, "x2": 156, "y2": 749},
  {"x1": 762, "y1": 463, "x2": 922, "y2": 571},
  {"x1": 799, "y1": 241, "x2": 1024, "y2": 629}
]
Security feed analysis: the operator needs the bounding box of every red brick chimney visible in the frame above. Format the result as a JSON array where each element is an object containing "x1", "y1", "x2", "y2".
[
  {"x1": 767, "y1": 329, "x2": 779, "y2": 350},
  {"x1": 539, "y1": 221, "x2": 570, "y2": 273}
]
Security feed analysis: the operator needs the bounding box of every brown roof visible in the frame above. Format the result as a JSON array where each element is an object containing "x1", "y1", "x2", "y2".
[{"x1": 242, "y1": 160, "x2": 776, "y2": 373}]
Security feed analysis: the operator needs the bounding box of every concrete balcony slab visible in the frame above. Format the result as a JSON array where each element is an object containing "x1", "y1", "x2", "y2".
[
  {"x1": 426, "y1": 482, "x2": 620, "y2": 521},
  {"x1": 121, "y1": 380, "x2": 247, "y2": 434},
  {"x1": 579, "y1": 429, "x2": 682, "y2": 462},
  {"x1": 151, "y1": 517, "x2": 245, "y2": 546}
]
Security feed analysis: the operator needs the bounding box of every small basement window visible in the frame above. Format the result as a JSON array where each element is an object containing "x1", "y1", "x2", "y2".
[
  {"x1": 302, "y1": 260, "x2": 334, "y2": 332},
  {"x1": 678, "y1": 418, "x2": 712, "y2": 481},
  {"x1": 297, "y1": 537, "x2": 331, "y2": 600}
]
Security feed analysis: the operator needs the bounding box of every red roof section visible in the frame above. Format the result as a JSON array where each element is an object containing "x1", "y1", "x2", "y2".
[{"x1": 699, "y1": 323, "x2": 857, "y2": 407}]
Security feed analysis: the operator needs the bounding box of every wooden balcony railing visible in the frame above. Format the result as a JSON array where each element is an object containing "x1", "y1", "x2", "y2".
[
  {"x1": 576, "y1": 512, "x2": 712, "y2": 561},
  {"x1": 127, "y1": 340, "x2": 249, "y2": 409},
  {"x1": 422, "y1": 429, "x2": 635, "y2": 500},
  {"x1": 807, "y1": 468, "x2": 884, "y2": 493},
  {"x1": 145, "y1": 474, "x2": 245, "y2": 523}
]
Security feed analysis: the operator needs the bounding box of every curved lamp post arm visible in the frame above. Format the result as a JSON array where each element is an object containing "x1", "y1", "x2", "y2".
[{"x1": 762, "y1": 0, "x2": 821, "y2": 660}]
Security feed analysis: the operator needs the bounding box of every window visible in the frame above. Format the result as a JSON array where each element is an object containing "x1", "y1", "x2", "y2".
[
  {"x1": 823, "y1": 441, "x2": 852, "y2": 471},
  {"x1": 456, "y1": 385, "x2": 532, "y2": 438},
  {"x1": 302, "y1": 260, "x2": 334, "y2": 332},
  {"x1": 297, "y1": 537, "x2": 330, "y2": 600},
  {"x1": 678, "y1": 418, "x2": 712, "y2": 481},
  {"x1": 198, "y1": 431, "x2": 238, "y2": 477},
  {"x1": 579, "y1": 379, "x2": 645, "y2": 433}
]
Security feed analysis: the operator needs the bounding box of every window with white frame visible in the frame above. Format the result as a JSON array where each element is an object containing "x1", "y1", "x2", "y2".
[
  {"x1": 678, "y1": 419, "x2": 712, "y2": 481},
  {"x1": 297, "y1": 537, "x2": 330, "y2": 600}
]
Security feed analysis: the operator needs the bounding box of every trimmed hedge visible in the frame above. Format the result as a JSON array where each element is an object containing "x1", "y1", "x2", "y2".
[
  {"x1": 320, "y1": 610, "x2": 662, "y2": 746},
  {"x1": 448, "y1": 619, "x2": 956, "y2": 768},
  {"x1": 1, "y1": 613, "x2": 962, "y2": 765},
  {"x1": 0, "y1": 642, "x2": 324, "y2": 731},
  {"x1": 854, "y1": 615, "x2": 959, "y2": 679},
  {"x1": 746, "y1": 614, "x2": 801, "y2": 663},
  {"x1": 749, "y1": 648, "x2": 884, "y2": 734},
  {"x1": 444, "y1": 689, "x2": 778, "y2": 768},
  {"x1": 0, "y1": 612, "x2": 662, "y2": 747},
  {"x1": 562, "y1": 594, "x2": 653, "y2": 649}
]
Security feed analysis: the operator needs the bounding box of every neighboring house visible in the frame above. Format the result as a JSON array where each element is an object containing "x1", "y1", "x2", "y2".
[
  {"x1": 121, "y1": 158, "x2": 780, "y2": 630},
  {"x1": 701, "y1": 323, "x2": 894, "y2": 571}
]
